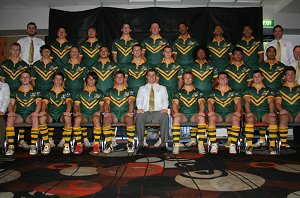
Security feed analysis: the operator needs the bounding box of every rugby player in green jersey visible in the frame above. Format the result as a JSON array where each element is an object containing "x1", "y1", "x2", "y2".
[{"x1": 244, "y1": 70, "x2": 278, "y2": 155}]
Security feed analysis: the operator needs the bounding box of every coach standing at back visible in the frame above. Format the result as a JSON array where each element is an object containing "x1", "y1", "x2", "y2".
[{"x1": 136, "y1": 68, "x2": 169, "y2": 150}]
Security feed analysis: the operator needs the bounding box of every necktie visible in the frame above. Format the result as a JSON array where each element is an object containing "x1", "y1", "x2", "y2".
[
  {"x1": 29, "y1": 39, "x2": 34, "y2": 63},
  {"x1": 276, "y1": 41, "x2": 281, "y2": 62},
  {"x1": 296, "y1": 61, "x2": 300, "y2": 83},
  {"x1": 149, "y1": 85, "x2": 155, "y2": 112}
]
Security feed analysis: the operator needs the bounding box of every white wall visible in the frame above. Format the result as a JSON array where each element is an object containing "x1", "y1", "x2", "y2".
[{"x1": 263, "y1": 7, "x2": 300, "y2": 29}]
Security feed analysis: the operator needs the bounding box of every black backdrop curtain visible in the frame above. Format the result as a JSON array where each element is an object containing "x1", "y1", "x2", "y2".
[{"x1": 48, "y1": 7, "x2": 262, "y2": 48}]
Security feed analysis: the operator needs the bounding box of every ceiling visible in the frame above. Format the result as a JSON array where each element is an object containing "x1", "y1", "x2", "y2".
[{"x1": 0, "y1": 0, "x2": 299, "y2": 13}]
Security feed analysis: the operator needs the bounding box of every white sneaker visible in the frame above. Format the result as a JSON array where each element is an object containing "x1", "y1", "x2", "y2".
[
  {"x1": 185, "y1": 140, "x2": 196, "y2": 147},
  {"x1": 253, "y1": 139, "x2": 266, "y2": 148},
  {"x1": 29, "y1": 146, "x2": 37, "y2": 155},
  {"x1": 245, "y1": 147, "x2": 253, "y2": 155},
  {"x1": 269, "y1": 147, "x2": 277, "y2": 155},
  {"x1": 83, "y1": 139, "x2": 92, "y2": 148},
  {"x1": 111, "y1": 138, "x2": 118, "y2": 147},
  {"x1": 210, "y1": 143, "x2": 218, "y2": 154},
  {"x1": 173, "y1": 144, "x2": 179, "y2": 154},
  {"x1": 154, "y1": 139, "x2": 162, "y2": 148},
  {"x1": 179, "y1": 142, "x2": 185, "y2": 148},
  {"x1": 229, "y1": 144, "x2": 237, "y2": 154},
  {"x1": 143, "y1": 139, "x2": 149, "y2": 147},
  {"x1": 63, "y1": 145, "x2": 70, "y2": 154},
  {"x1": 104, "y1": 144, "x2": 113, "y2": 154},
  {"x1": 127, "y1": 143, "x2": 135, "y2": 153},
  {"x1": 19, "y1": 140, "x2": 30, "y2": 149},
  {"x1": 5, "y1": 147, "x2": 14, "y2": 156},
  {"x1": 198, "y1": 145, "x2": 206, "y2": 155},
  {"x1": 57, "y1": 139, "x2": 65, "y2": 148},
  {"x1": 42, "y1": 145, "x2": 51, "y2": 155},
  {"x1": 49, "y1": 140, "x2": 56, "y2": 148}
]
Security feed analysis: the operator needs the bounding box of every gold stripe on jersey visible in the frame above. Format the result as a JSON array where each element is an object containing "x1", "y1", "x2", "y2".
[
  {"x1": 81, "y1": 46, "x2": 99, "y2": 58},
  {"x1": 145, "y1": 43, "x2": 166, "y2": 54},
  {"x1": 114, "y1": 43, "x2": 133, "y2": 57},
  {"x1": 110, "y1": 96, "x2": 129, "y2": 107},
  {"x1": 179, "y1": 95, "x2": 198, "y2": 107},
  {"x1": 16, "y1": 96, "x2": 35, "y2": 107},
  {"x1": 175, "y1": 43, "x2": 195, "y2": 55},
  {"x1": 1, "y1": 66, "x2": 25, "y2": 80},
  {"x1": 214, "y1": 96, "x2": 233, "y2": 107},
  {"x1": 192, "y1": 69, "x2": 213, "y2": 81},
  {"x1": 63, "y1": 68, "x2": 85, "y2": 81},
  {"x1": 49, "y1": 98, "x2": 65, "y2": 107},
  {"x1": 236, "y1": 43, "x2": 260, "y2": 56},
  {"x1": 226, "y1": 69, "x2": 251, "y2": 83},
  {"x1": 279, "y1": 91, "x2": 300, "y2": 105},
  {"x1": 50, "y1": 45, "x2": 71, "y2": 58},
  {"x1": 208, "y1": 46, "x2": 230, "y2": 58},
  {"x1": 260, "y1": 68, "x2": 284, "y2": 83},
  {"x1": 80, "y1": 97, "x2": 99, "y2": 109},
  {"x1": 93, "y1": 66, "x2": 116, "y2": 81},
  {"x1": 32, "y1": 66, "x2": 58, "y2": 81},
  {"x1": 128, "y1": 69, "x2": 147, "y2": 80},
  {"x1": 250, "y1": 95, "x2": 269, "y2": 106},
  {"x1": 156, "y1": 66, "x2": 180, "y2": 80}
]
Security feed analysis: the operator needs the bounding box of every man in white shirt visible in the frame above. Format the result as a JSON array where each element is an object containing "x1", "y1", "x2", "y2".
[
  {"x1": 265, "y1": 25, "x2": 294, "y2": 66},
  {"x1": 291, "y1": 45, "x2": 300, "y2": 84},
  {"x1": 17, "y1": 22, "x2": 45, "y2": 65},
  {"x1": 136, "y1": 68, "x2": 169, "y2": 151},
  {"x1": 0, "y1": 81, "x2": 10, "y2": 153}
]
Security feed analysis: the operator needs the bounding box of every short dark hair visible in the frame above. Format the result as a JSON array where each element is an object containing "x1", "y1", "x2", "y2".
[
  {"x1": 100, "y1": 44, "x2": 109, "y2": 51},
  {"x1": 132, "y1": 44, "x2": 142, "y2": 50},
  {"x1": 194, "y1": 45, "x2": 209, "y2": 61},
  {"x1": 232, "y1": 47, "x2": 244, "y2": 55},
  {"x1": 273, "y1": 25, "x2": 283, "y2": 33},
  {"x1": 52, "y1": 71, "x2": 64, "y2": 80},
  {"x1": 293, "y1": 45, "x2": 300, "y2": 51},
  {"x1": 214, "y1": 24, "x2": 223, "y2": 30},
  {"x1": 284, "y1": 66, "x2": 296, "y2": 75},
  {"x1": 150, "y1": 21, "x2": 160, "y2": 28},
  {"x1": 20, "y1": 71, "x2": 31, "y2": 78},
  {"x1": 146, "y1": 68, "x2": 157, "y2": 76},
  {"x1": 243, "y1": 24, "x2": 253, "y2": 31},
  {"x1": 122, "y1": 23, "x2": 131, "y2": 29},
  {"x1": 11, "y1": 42, "x2": 21, "y2": 49},
  {"x1": 114, "y1": 70, "x2": 125, "y2": 78},
  {"x1": 218, "y1": 72, "x2": 228, "y2": 78},
  {"x1": 182, "y1": 71, "x2": 193, "y2": 79},
  {"x1": 27, "y1": 22, "x2": 37, "y2": 29},
  {"x1": 85, "y1": 72, "x2": 98, "y2": 85},
  {"x1": 252, "y1": 69, "x2": 262, "y2": 76},
  {"x1": 163, "y1": 45, "x2": 172, "y2": 51},
  {"x1": 40, "y1": 45, "x2": 52, "y2": 54},
  {"x1": 266, "y1": 46, "x2": 276, "y2": 53},
  {"x1": 88, "y1": 26, "x2": 97, "y2": 31},
  {"x1": 178, "y1": 22, "x2": 188, "y2": 29},
  {"x1": 70, "y1": 46, "x2": 80, "y2": 52}
]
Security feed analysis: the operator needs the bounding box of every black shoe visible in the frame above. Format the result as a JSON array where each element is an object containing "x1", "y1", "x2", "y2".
[{"x1": 136, "y1": 146, "x2": 145, "y2": 154}]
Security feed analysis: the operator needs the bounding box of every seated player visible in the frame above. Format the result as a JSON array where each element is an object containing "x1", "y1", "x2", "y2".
[
  {"x1": 73, "y1": 72, "x2": 104, "y2": 155},
  {"x1": 244, "y1": 70, "x2": 278, "y2": 155},
  {"x1": 103, "y1": 70, "x2": 135, "y2": 153},
  {"x1": 171, "y1": 71, "x2": 206, "y2": 154},
  {"x1": 5, "y1": 71, "x2": 43, "y2": 156},
  {"x1": 39, "y1": 72, "x2": 73, "y2": 154},
  {"x1": 207, "y1": 72, "x2": 242, "y2": 154},
  {"x1": 276, "y1": 66, "x2": 300, "y2": 150}
]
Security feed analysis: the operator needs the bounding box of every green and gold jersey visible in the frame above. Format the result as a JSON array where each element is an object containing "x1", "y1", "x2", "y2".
[
  {"x1": 0, "y1": 58, "x2": 29, "y2": 92},
  {"x1": 61, "y1": 60, "x2": 87, "y2": 98},
  {"x1": 104, "y1": 85, "x2": 135, "y2": 113},
  {"x1": 224, "y1": 61, "x2": 252, "y2": 92},
  {"x1": 11, "y1": 85, "x2": 42, "y2": 120},
  {"x1": 124, "y1": 59, "x2": 149, "y2": 94},
  {"x1": 208, "y1": 85, "x2": 240, "y2": 119},
  {"x1": 156, "y1": 59, "x2": 182, "y2": 89},
  {"x1": 236, "y1": 37, "x2": 264, "y2": 70},
  {"x1": 276, "y1": 82, "x2": 300, "y2": 117},
  {"x1": 50, "y1": 39, "x2": 72, "y2": 67},
  {"x1": 79, "y1": 38, "x2": 102, "y2": 69},
  {"x1": 187, "y1": 60, "x2": 218, "y2": 94},
  {"x1": 141, "y1": 35, "x2": 168, "y2": 66},
  {"x1": 207, "y1": 37, "x2": 233, "y2": 70},
  {"x1": 172, "y1": 34, "x2": 199, "y2": 67},
  {"x1": 259, "y1": 59, "x2": 285, "y2": 91},
  {"x1": 74, "y1": 86, "x2": 104, "y2": 118},
  {"x1": 173, "y1": 86, "x2": 204, "y2": 120},
  {"x1": 31, "y1": 59, "x2": 58, "y2": 93},
  {"x1": 43, "y1": 86, "x2": 72, "y2": 121},
  {"x1": 112, "y1": 36, "x2": 138, "y2": 66},
  {"x1": 244, "y1": 84, "x2": 274, "y2": 120},
  {"x1": 92, "y1": 58, "x2": 118, "y2": 93}
]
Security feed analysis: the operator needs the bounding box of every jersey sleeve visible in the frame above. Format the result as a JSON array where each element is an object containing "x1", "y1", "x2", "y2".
[{"x1": 111, "y1": 40, "x2": 117, "y2": 54}]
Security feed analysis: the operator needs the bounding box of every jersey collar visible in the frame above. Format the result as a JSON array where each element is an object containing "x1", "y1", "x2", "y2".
[
  {"x1": 51, "y1": 86, "x2": 64, "y2": 94},
  {"x1": 161, "y1": 58, "x2": 175, "y2": 64},
  {"x1": 56, "y1": 38, "x2": 68, "y2": 44},
  {"x1": 251, "y1": 83, "x2": 266, "y2": 93},
  {"x1": 241, "y1": 36, "x2": 254, "y2": 43},
  {"x1": 18, "y1": 85, "x2": 33, "y2": 93},
  {"x1": 149, "y1": 34, "x2": 162, "y2": 40},
  {"x1": 266, "y1": 59, "x2": 279, "y2": 67},
  {"x1": 215, "y1": 85, "x2": 231, "y2": 96},
  {"x1": 120, "y1": 35, "x2": 133, "y2": 41},
  {"x1": 132, "y1": 58, "x2": 145, "y2": 66},
  {"x1": 283, "y1": 81, "x2": 298, "y2": 88},
  {"x1": 213, "y1": 36, "x2": 225, "y2": 43},
  {"x1": 86, "y1": 38, "x2": 98, "y2": 44},
  {"x1": 232, "y1": 60, "x2": 245, "y2": 67}
]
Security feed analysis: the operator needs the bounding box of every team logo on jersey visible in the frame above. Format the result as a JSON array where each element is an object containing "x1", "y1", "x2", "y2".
[
  {"x1": 171, "y1": 64, "x2": 177, "y2": 70},
  {"x1": 275, "y1": 66, "x2": 281, "y2": 71},
  {"x1": 261, "y1": 90, "x2": 269, "y2": 96},
  {"x1": 76, "y1": 67, "x2": 83, "y2": 72},
  {"x1": 123, "y1": 91, "x2": 129, "y2": 98},
  {"x1": 64, "y1": 45, "x2": 70, "y2": 50},
  {"x1": 130, "y1": 42, "x2": 135, "y2": 47},
  {"x1": 129, "y1": 90, "x2": 134, "y2": 96},
  {"x1": 252, "y1": 41, "x2": 257, "y2": 46},
  {"x1": 228, "y1": 92, "x2": 234, "y2": 97},
  {"x1": 242, "y1": 67, "x2": 248, "y2": 73},
  {"x1": 95, "y1": 44, "x2": 101, "y2": 49},
  {"x1": 18, "y1": 66, "x2": 24, "y2": 70},
  {"x1": 296, "y1": 87, "x2": 300, "y2": 93},
  {"x1": 188, "y1": 41, "x2": 194, "y2": 46},
  {"x1": 192, "y1": 92, "x2": 198, "y2": 97},
  {"x1": 94, "y1": 93, "x2": 101, "y2": 99}
]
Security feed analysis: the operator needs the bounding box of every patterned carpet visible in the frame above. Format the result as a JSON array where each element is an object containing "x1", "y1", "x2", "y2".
[{"x1": 0, "y1": 144, "x2": 300, "y2": 198}]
